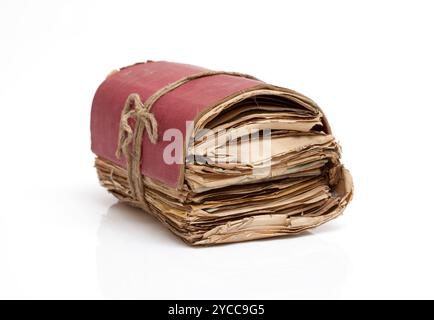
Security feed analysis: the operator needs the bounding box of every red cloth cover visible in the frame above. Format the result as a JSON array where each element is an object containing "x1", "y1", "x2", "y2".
[{"x1": 91, "y1": 61, "x2": 263, "y2": 188}]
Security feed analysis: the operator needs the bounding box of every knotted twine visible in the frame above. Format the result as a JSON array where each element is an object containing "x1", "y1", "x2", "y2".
[{"x1": 115, "y1": 71, "x2": 259, "y2": 204}]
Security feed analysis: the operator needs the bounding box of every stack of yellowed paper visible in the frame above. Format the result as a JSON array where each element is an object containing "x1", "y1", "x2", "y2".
[{"x1": 92, "y1": 61, "x2": 353, "y2": 245}]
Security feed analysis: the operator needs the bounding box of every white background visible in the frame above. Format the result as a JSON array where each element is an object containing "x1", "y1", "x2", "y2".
[{"x1": 1, "y1": 0, "x2": 433, "y2": 299}]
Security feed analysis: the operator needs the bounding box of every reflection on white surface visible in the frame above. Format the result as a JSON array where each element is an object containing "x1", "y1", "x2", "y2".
[{"x1": 96, "y1": 203, "x2": 351, "y2": 299}]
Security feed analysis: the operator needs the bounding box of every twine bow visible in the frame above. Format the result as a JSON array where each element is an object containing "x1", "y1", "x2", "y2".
[
  {"x1": 115, "y1": 70, "x2": 259, "y2": 204},
  {"x1": 116, "y1": 93, "x2": 158, "y2": 159},
  {"x1": 115, "y1": 93, "x2": 158, "y2": 203}
]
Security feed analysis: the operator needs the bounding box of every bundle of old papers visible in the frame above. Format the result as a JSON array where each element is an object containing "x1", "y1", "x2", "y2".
[{"x1": 92, "y1": 61, "x2": 353, "y2": 245}]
